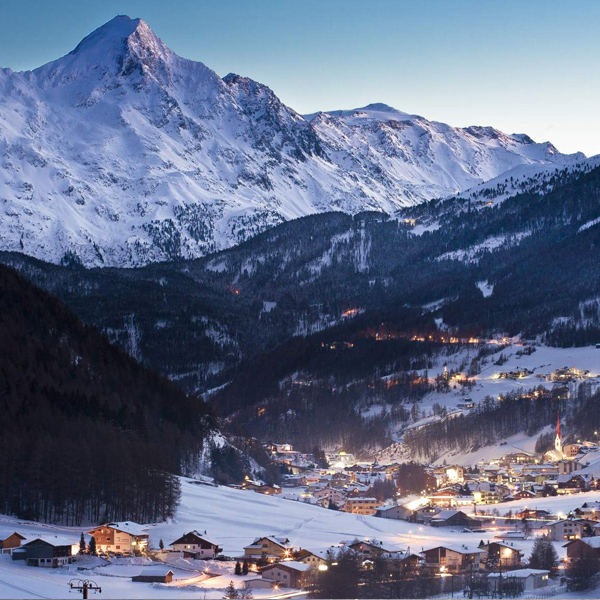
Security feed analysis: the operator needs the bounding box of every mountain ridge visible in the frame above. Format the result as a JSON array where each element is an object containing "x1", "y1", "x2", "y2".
[{"x1": 0, "y1": 15, "x2": 587, "y2": 267}]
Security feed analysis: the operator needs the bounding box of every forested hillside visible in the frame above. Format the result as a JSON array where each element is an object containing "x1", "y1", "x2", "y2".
[
  {"x1": 403, "y1": 382, "x2": 600, "y2": 463},
  {"x1": 2, "y1": 163, "x2": 600, "y2": 458},
  {"x1": 0, "y1": 264, "x2": 216, "y2": 525},
  {"x1": 3, "y1": 162, "x2": 600, "y2": 393}
]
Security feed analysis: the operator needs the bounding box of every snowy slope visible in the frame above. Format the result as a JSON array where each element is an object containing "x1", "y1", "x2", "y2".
[
  {"x1": 0, "y1": 16, "x2": 585, "y2": 267},
  {"x1": 454, "y1": 154, "x2": 600, "y2": 205},
  {"x1": 376, "y1": 342, "x2": 600, "y2": 465},
  {"x1": 0, "y1": 477, "x2": 580, "y2": 599},
  {"x1": 305, "y1": 105, "x2": 585, "y2": 204}
]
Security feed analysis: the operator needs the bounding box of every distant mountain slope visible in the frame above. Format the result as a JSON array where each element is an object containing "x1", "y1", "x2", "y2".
[
  {"x1": 0, "y1": 262, "x2": 216, "y2": 524},
  {"x1": 0, "y1": 16, "x2": 584, "y2": 267},
  {"x1": 3, "y1": 161, "x2": 600, "y2": 396}
]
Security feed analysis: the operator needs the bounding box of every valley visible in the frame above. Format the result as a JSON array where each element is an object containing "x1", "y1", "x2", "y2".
[{"x1": 1, "y1": 9, "x2": 600, "y2": 598}]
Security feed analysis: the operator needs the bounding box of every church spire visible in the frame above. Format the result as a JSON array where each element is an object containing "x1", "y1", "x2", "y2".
[{"x1": 555, "y1": 413, "x2": 563, "y2": 458}]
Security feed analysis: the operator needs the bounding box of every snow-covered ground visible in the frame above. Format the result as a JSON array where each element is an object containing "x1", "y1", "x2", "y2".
[
  {"x1": 1, "y1": 477, "x2": 595, "y2": 599},
  {"x1": 465, "y1": 489, "x2": 600, "y2": 520},
  {"x1": 436, "y1": 427, "x2": 554, "y2": 467},
  {"x1": 379, "y1": 342, "x2": 600, "y2": 463}
]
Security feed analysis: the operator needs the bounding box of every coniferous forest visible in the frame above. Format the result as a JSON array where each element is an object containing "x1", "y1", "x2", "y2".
[
  {"x1": 0, "y1": 264, "x2": 215, "y2": 525},
  {"x1": 1, "y1": 162, "x2": 600, "y2": 473}
]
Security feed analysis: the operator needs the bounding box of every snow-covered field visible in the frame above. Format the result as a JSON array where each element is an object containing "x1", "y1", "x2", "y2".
[
  {"x1": 425, "y1": 342, "x2": 600, "y2": 408},
  {"x1": 2, "y1": 477, "x2": 597, "y2": 599}
]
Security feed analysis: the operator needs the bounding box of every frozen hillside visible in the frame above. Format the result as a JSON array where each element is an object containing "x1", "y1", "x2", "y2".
[{"x1": 0, "y1": 16, "x2": 586, "y2": 267}]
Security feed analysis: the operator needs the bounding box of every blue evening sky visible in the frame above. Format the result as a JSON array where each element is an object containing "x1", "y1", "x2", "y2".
[{"x1": 1, "y1": 0, "x2": 598, "y2": 155}]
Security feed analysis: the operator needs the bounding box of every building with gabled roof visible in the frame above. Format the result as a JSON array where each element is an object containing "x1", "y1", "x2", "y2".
[
  {"x1": 244, "y1": 536, "x2": 291, "y2": 561},
  {"x1": 546, "y1": 518, "x2": 596, "y2": 541},
  {"x1": 478, "y1": 541, "x2": 523, "y2": 569},
  {"x1": 488, "y1": 568, "x2": 550, "y2": 591},
  {"x1": 429, "y1": 509, "x2": 481, "y2": 529},
  {"x1": 241, "y1": 480, "x2": 282, "y2": 495},
  {"x1": 575, "y1": 501, "x2": 600, "y2": 519},
  {"x1": 375, "y1": 504, "x2": 413, "y2": 520},
  {"x1": 564, "y1": 536, "x2": 600, "y2": 561},
  {"x1": 87, "y1": 522, "x2": 149, "y2": 554},
  {"x1": 343, "y1": 497, "x2": 379, "y2": 515},
  {"x1": 294, "y1": 548, "x2": 327, "y2": 567},
  {"x1": 260, "y1": 561, "x2": 311, "y2": 588},
  {"x1": 169, "y1": 531, "x2": 222, "y2": 559},
  {"x1": 348, "y1": 539, "x2": 406, "y2": 559},
  {"x1": 557, "y1": 473, "x2": 594, "y2": 493},
  {"x1": 421, "y1": 544, "x2": 483, "y2": 574},
  {"x1": 0, "y1": 532, "x2": 26, "y2": 554},
  {"x1": 132, "y1": 566, "x2": 174, "y2": 583},
  {"x1": 20, "y1": 535, "x2": 77, "y2": 568}
]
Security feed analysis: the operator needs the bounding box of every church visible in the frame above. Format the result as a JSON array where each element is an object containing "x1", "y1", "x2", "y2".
[{"x1": 544, "y1": 415, "x2": 566, "y2": 462}]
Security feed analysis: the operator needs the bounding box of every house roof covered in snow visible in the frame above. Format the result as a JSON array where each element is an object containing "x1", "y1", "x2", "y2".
[
  {"x1": 137, "y1": 566, "x2": 174, "y2": 576},
  {"x1": 170, "y1": 530, "x2": 219, "y2": 547},
  {"x1": 431, "y1": 510, "x2": 464, "y2": 520},
  {"x1": 263, "y1": 560, "x2": 311, "y2": 572},
  {"x1": 564, "y1": 537, "x2": 600, "y2": 549},
  {"x1": 93, "y1": 522, "x2": 148, "y2": 536},
  {"x1": 488, "y1": 568, "x2": 549, "y2": 579},
  {"x1": 248, "y1": 536, "x2": 290, "y2": 548},
  {"x1": 23, "y1": 535, "x2": 77, "y2": 547},
  {"x1": 547, "y1": 517, "x2": 593, "y2": 527},
  {"x1": 423, "y1": 544, "x2": 483, "y2": 555}
]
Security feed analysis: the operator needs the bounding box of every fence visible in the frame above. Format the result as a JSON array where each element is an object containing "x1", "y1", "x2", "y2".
[
  {"x1": 429, "y1": 582, "x2": 569, "y2": 600},
  {"x1": 526, "y1": 584, "x2": 568, "y2": 599}
]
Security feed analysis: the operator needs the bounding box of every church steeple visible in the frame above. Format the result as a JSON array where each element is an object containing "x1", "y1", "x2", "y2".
[{"x1": 555, "y1": 413, "x2": 563, "y2": 458}]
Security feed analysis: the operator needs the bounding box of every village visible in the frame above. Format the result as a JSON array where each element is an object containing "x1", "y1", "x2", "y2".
[
  {"x1": 2, "y1": 412, "x2": 600, "y2": 600},
  {"x1": 1, "y1": 343, "x2": 599, "y2": 599}
]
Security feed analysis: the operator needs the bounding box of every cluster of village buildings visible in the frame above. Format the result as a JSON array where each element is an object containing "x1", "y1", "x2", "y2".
[
  {"x1": 4, "y1": 510, "x2": 600, "y2": 594},
  {"x1": 250, "y1": 420, "x2": 600, "y2": 519},
  {"x1": 3, "y1": 413, "x2": 600, "y2": 594}
]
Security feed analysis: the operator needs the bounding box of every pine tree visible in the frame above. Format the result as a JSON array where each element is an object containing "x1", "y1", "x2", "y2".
[
  {"x1": 235, "y1": 561, "x2": 242, "y2": 576},
  {"x1": 242, "y1": 560, "x2": 249, "y2": 575},
  {"x1": 88, "y1": 536, "x2": 96, "y2": 556},
  {"x1": 529, "y1": 536, "x2": 558, "y2": 573},
  {"x1": 159, "y1": 538, "x2": 164, "y2": 551},
  {"x1": 224, "y1": 581, "x2": 239, "y2": 599},
  {"x1": 79, "y1": 532, "x2": 86, "y2": 555}
]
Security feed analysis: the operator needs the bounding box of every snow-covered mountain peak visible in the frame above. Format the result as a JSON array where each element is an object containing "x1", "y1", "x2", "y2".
[
  {"x1": 30, "y1": 15, "x2": 172, "y2": 88},
  {"x1": 70, "y1": 15, "x2": 147, "y2": 57},
  {"x1": 305, "y1": 102, "x2": 416, "y2": 125},
  {"x1": 363, "y1": 102, "x2": 398, "y2": 112},
  {"x1": 68, "y1": 15, "x2": 169, "y2": 67},
  {"x1": 509, "y1": 133, "x2": 535, "y2": 145},
  {"x1": 0, "y1": 16, "x2": 589, "y2": 267}
]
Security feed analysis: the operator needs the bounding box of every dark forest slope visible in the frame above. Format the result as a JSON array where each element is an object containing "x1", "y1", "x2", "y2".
[
  {"x1": 0, "y1": 264, "x2": 215, "y2": 524},
  {"x1": 3, "y1": 162, "x2": 600, "y2": 394}
]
